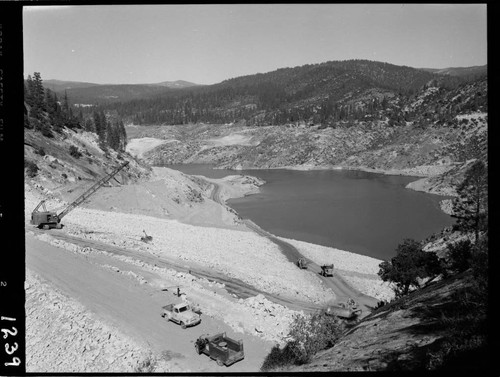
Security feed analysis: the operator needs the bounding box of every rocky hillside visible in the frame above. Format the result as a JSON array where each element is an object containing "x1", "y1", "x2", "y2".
[
  {"x1": 24, "y1": 126, "x2": 151, "y2": 204},
  {"x1": 24, "y1": 59, "x2": 489, "y2": 373},
  {"x1": 283, "y1": 270, "x2": 488, "y2": 372},
  {"x1": 117, "y1": 66, "x2": 486, "y2": 197},
  {"x1": 54, "y1": 59, "x2": 487, "y2": 196}
]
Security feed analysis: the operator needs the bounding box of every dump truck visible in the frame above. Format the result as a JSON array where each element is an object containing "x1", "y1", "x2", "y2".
[
  {"x1": 31, "y1": 161, "x2": 129, "y2": 229},
  {"x1": 161, "y1": 302, "x2": 201, "y2": 329},
  {"x1": 320, "y1": 264, "x2": 334, "y2": 277},
  {"x1": 296, "y1": 258, "x2": 308, "y2": 269},
  {"x1": 195, "y1": 332, "x2": 244, "y2": 367}
]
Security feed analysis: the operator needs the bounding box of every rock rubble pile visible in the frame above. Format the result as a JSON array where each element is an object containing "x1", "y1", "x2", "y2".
[{"x1": 55, "y1": 205, "x2": 334, "y2": 304}]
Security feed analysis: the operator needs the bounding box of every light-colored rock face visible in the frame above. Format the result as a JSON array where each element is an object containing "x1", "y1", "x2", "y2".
[
  {"x1": 25, "y1": 118, "x2": 477, "y2": 372},
  {"x1": 126, "y1": 137, "x2": 173, "y2": 158},
  {"x1": 25, "y1": 155, "x2": 392, "y2": 372},
  {"x1": 126, "y1": 111, "x2": 486, "y2": 196}
]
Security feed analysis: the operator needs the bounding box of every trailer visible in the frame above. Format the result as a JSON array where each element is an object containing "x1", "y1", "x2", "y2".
[{"x1": 195, "y1": 332, "x2": 244, "y2": 367}]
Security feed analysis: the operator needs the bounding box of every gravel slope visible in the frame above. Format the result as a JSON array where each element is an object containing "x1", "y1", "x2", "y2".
[{"x1": 25, "y1": 164, "x2": 394, "y2": 372}]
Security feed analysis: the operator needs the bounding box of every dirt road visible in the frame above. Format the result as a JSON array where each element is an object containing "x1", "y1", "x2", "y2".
[
  {"x1": 210, "y1": 182, "x2": 379, "y2": 316},
  {"x1": 243, "y1": 219, "x2": 378, "y2": 315},
  {"x1": 26, "y1": 234, "x2": 275, "y2": 372},
  {"x1": 31, "y1": 227, "x2": 322, "y2": 313},
  {"x1": 25, "y1": 177, "x2": 380, "y2": 371}
]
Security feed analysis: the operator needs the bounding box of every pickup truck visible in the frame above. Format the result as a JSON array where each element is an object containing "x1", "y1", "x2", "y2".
[
  {"x1": 195, "y1": 332, "x2": 244, "y2": 367},
  {"x1": 161, "y1": 302, "x2": 201, "y2": 329}
]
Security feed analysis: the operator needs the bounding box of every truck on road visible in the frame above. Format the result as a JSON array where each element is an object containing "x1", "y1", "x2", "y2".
[
  {"x1": 296, "y1": 258, "x2": 308, "y2": 269},
  {"x1": 320, "y1": 264, "x2": 334, "y2": 277},
  {"x1": 195, "y1": 332, "x2": 244, "y2": 367},
  {"x1": 161, "y1": 302, "x2": 201, "y2": 329}
]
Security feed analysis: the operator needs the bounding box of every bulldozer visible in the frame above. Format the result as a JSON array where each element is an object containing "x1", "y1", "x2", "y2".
[{"x1": 31, "y1": 161, "x2": 129, "y2": 229}]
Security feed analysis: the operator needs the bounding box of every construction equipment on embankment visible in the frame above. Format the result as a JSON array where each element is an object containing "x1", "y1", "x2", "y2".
[
  {"x1": 141, "y1": 229, "x2": 153, "y2": 243},
  {"x1": 211, "y1": 183, "x2": 379, "y2": 316},
  {"x1": 31, "y1": 161, "x2": 129, "y2": 229}
]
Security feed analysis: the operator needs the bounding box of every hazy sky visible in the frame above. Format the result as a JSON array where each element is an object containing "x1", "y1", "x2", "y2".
[{"x1": 23, "y1": 4, "x2": 487, "y2": 85}]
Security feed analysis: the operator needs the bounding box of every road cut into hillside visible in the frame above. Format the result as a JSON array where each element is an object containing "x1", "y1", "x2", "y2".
[
  {"x1": 25, "y1": 165, "x2": 394, "y2": 372},
  {"x1": 26, "y1": 234, "x2": 276, "y2": 372}
]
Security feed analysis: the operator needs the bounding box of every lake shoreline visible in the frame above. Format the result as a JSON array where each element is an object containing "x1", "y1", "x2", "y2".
[
  {"x1": 213, "y1": 163, "x2": 457, "y2": 196},
  {"x1": 197, "y1": 166, "x2": 454, "y2": 261}
]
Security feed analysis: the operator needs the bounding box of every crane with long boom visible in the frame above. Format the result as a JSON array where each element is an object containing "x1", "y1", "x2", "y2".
[{"x1": 31, "y1": 161, "x2": 129, "y2": 229}]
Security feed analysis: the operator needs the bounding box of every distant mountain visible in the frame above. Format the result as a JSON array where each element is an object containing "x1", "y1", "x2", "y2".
[
  {"x1": 419, "y1": 65, "x2": 487, "y2": 77},
  {"x1": 43, "y1": 79, "x2": 101, "y2": 92},
  {"x1": 99, "y1": 59, "x2": 486, "y2": 126},
  {"x1": 52, "y1": 84, "x2": 176, "y2": 105},
  {"x1": 41, "y1": 79, "x2": 201, "y2": 105},
  {"x1": 42, "y1": 60, "x2": 486, "y2": 124},
  {"x1": 149, "y1": 80, "x2": 202, "y2": 89}
]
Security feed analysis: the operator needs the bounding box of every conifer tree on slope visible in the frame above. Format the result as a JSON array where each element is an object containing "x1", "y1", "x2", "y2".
[{"x1": 452, "y1": 160, "x2": 488, "y2": 244}]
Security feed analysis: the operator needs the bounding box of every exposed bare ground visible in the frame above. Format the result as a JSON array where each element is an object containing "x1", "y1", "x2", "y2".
[{"x1": 25, "y1": 164, "x2": 393, "y2": 372}]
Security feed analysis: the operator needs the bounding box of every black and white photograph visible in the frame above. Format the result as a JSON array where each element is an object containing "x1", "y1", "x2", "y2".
[{"x1": 0, "y1": 2, "x2": 492, "y2": 374}]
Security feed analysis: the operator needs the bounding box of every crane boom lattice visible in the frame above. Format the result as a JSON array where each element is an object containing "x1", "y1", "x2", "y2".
[{"x1": 58, "y1": 161, "x2": 129, "y2": 220}]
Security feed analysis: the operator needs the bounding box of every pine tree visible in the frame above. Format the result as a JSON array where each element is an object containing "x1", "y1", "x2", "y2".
[
  {"x1": 62, "y1": 91, "x2": 74, "y2": 128},
  {"x1": 106, "y1": 120, "x2": 119, "y2": 150},
  {"x1": 63, "y1": 91, "x2": 70, "y2": 115},
  {"x1": 52, "y1": 92, "x2": 64, "y2": 131},
  {"x1": 32, "y1": 72, "x2": 46, "y2": 114},
  {"x1": 25, "y1": 73, "x2": 45, "y2": 123},
  {"x1": 452, "y1": 160, "x2": 488, "y2": 243},
  {"x1": 93, "y1": 111, "x2": 101, "y2": 137},
  {"x1": 105, "y1": 121, "x2": 112, "y2": 148},
  {"x1": 118, "y1": 120, "x2": 127, "y2": 150},
  {"x1": 83, "y1": 116, "x2": 95, "y2": 133},
  {"x1": 25, "y1": 75, "x2": 35, "y2": 107},
  {"x1": 93, "y1": 110, "x2": 107, "y2": 143},
  {"x1": 45, "y1": 88, "x2": 56, "y2": 119}
]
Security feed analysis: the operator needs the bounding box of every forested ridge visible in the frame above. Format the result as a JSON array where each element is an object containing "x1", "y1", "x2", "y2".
[
  {"x1": 66, "y1": 59, "x2": 486, "y2": 127},
  {"x1": 25, "y1": 72, "x2": 128, "y2": 152}
]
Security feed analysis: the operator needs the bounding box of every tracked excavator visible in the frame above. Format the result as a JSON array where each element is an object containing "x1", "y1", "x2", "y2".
[{"x1": 31, "y1": 161, "x2": 129, "y2": 230}]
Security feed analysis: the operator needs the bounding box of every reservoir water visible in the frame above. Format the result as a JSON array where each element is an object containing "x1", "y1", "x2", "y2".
[{"x1": 167, "y1": 164, "x2": 454, "y2": 261}]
